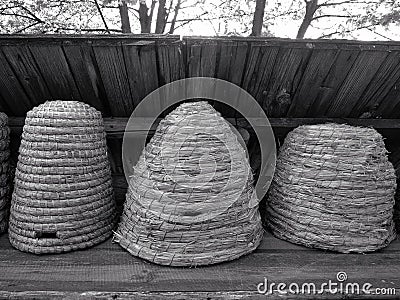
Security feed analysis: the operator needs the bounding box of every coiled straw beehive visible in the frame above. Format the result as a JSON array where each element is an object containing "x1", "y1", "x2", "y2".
[
  {"x1": 394, "y1": 160, "x2": 400, "y2": 232},
  {"x1": 9, "y1": 101, "x2": 117, "y2": 254},
  {"x1": 266, "y1": 123, "x2": 397, "y2": 253},
  {"x1": 0, "y1": 112, "x2": 10, "y2": 234},
  {"x1": 114, "y1": 101, "x2": 263, "y2": 266}
]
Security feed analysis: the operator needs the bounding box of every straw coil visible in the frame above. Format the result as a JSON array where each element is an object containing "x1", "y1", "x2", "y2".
[
  {"x1": 9, "y1": 100, "x2": 116, "y2": 254},
  {"x1": 394, "y1": 156, "x2": 400, "y2": 232},
  {"x1": 114, "y1": 101, "x2": 263, "y2": 266},
  {"x1": 0, "y1": 112, "x2": 10, "y2": 234},
  {"x1": 266, "y1": 123, "x2": 397, "y2": 253}
]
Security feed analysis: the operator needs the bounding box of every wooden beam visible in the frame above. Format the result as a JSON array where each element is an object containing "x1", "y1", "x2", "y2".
[{"x1": 8, "y1": 117, "x2": 400, "y2": 133}]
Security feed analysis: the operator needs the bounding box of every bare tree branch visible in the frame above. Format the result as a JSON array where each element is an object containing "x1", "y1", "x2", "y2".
[
  {"x1": 57, "y1": 27, "x2": 123, "y2": 32},
  {"x1": 318, "y1": 23, "x2": 375, "y2": 38},
  {"x1": 365, "y1": 27, "x2": 394, "y2": 40},
  {"x1": 318, "y1": 0, "x2": 378, "y2": 7},
  {"x1": 13, "y1": 21, "x2": 43, "y2": 33},
  {"x1": 312, "y1": 14, "x2": 352, "y2": 20}
]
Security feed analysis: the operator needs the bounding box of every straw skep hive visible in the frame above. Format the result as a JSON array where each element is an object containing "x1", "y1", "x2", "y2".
[
  {"x1": 266, "y1": 123, "x2": 397, "y2": 253},
  {"x1": 394, "y1": 159, "x2": 400, "y2": 232},
  {"x1": 0, "y1": 112, "x2": 10, "y2": 234},
  {"x1": 9, "y1": 101, "x2": 116, "y2": 254},
  {"x1": 114, "y1": 101, "x2": 263, "y2": 266}
]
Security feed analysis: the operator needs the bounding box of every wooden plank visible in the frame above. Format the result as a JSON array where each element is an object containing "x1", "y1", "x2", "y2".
[
  {"x1": 0, "y1": 290, "x2": 398, "y2": 300},
  {"x1": 308, "y1": 49, "x2": 361, "y2": 117},
  {"x1": 0, "y1": 232, "x2": 399, "y2": 296},
  {"x1": 215, "y1": 41, "x2": 248, "y2": 117},
  {"x1": 0, "y1": 93, "x2": 11, "y2": 114},
  {"x1": 157, "y1": 41, "x2": 185, "y2": 85},
  {"x1": 185, "y1": 35, "x2": 400, "y2": 49},
  {"x1": 1, "y1": 45, "x2": 51, "y2": 108},
  {"x1": 0, "y1": 34, "x2": 180, "y2": 45},
  {"x1": 28, "y1": 44, "x2": 81, "y2": 101},
  {"x1": 62, "y1": 43, "x2": 108, "y2": 113},
  {"x1": 123, "y1": 41, "x2": 159, "y2": 108},
  {"x1": 216, "y1": 41, "x2": 247, "y2": 86},
  {"x1": 376, "y1": 86, "x2": 400, "y2": 119},
  {"x1": 262, "y1": 47, "x2": 312, "y2": 117},
  {"x1": 187, "y1": 41, "x2": 218, "y2": 77},
  {"x1": 241, "y1": 43, "x2": 280, "y2": 108},
  {"x1": 351, "y1": 51, "x2": 400, "y2": 118},
  {"x1": 8, "y1": 117, "x2": 400, "y2": 133},
  {"x1": 375, "y1": 64, "x2": 400, "y2": 118},
  {"x1": 0, "y1": 50, "x2": 32, "y2": 116},
  {"x1": 288, "y1": 49, "x2": 338, "y2": 117},
  {"x1": 92, "y1": 45, "x2": 133, "y2": 116},
  {"x1": 107, "y1": 137, "x2": 124, "y2": 174},
  {"x1": 326, "y1": 50, "x2": 388, "y2": 117}
]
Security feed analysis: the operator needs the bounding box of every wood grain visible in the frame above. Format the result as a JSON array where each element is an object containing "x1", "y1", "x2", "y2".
[
  {"x1": 1, "y1": 45, "x2": 51, "y2": 109},
  {"x1": 308, "y1": 49, "x2": 360, "y2": 117},
  {"x1": 0, "y1": 36, "x2": 399, "y2": 119},
  {"x1": 123, "y1": 41, "x2": 159, "y2": 108},
  {"x1": 92, "y1": 44, "x2": 133, "y2": 116},
  {"x1": 0, "y1": 50, "x2": 32, "y2": 116},
  {"x1": 288, "y1": 49, "x2": 338, "y2": 117},
  {"x1": 351, "y1": 51, "x2": 400, "y2": 118},
  {"x1": 0, "y1": 232, "x2": 399, "y2": 298},
  {"x1": 326, "y1": 50, "x2": 388, "y2": 117},
  {"x1": 62, "y1": 43, "x2": 107, "y2": 113},
  {"x1": 28, "y1": 44, "x2": 81, "y2": 101}
]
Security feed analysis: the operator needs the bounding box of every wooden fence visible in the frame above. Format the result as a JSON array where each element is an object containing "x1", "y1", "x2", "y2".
[{"x1": 0, "y1": 35, "x2": 400, "y2": 118}]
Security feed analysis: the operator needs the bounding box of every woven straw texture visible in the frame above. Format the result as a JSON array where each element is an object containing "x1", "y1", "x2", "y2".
[
  {"x1": 394, "y1": 158, "x2": 400, "y2": 232},
  {"x1": 0, "y1": 112, "x2": 10, "y2": 234},
  {"x1": 266, "y1": 123, "x2": 397, "y2": 253},
  {"x1": 9, "y1": 101, "x2": 116, "y2": 254},
  {"x1": 114, "y1": 101, "x2": 263, "y2": 267}
]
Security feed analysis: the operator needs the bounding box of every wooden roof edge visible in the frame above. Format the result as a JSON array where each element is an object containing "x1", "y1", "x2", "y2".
[
  {"x1": 183, "y1": 36, "x2": 400, "y2": 50},
  {"x1": 0, "y1": 34, "x2": 182, "y2": 45},
  {"x1": 0, "y1": 34, "x2": 398, "y2": 49},
  {"x1": 8, "y1": 117, "x2": 400, "y2": 131}
]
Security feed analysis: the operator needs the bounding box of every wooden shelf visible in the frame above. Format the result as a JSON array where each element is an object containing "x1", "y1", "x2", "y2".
[{"x1": 0, "y1": 232, "x2": 399, "y2": 299}]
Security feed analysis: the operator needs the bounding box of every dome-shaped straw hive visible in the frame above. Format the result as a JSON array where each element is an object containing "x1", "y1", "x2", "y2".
[
  {"x1": 9, "y1": 101, "x2": 116, "y2": 254},
  {"x1": 266, "y1": 123, "x2": 397, "y2": 253},
  {"x1": 114, "y1": 101, "x2": 263, "y2": 266},
  {"x1": 394, "y1": 161, "x2": 400, "y2": 232},
  {"x1": 0, "y1": 112, "x2": 10, "y2": 234}
]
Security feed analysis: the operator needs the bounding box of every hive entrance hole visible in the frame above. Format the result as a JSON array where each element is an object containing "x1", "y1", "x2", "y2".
[{"x1": 35, "y1": 231, "x2": 59, "y2": 239}]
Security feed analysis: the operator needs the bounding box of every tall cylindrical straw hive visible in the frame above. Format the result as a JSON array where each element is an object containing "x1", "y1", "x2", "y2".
[
  {"x1": 266, "y1": 123, "x2": 397, "y2": 253},
  {"x1": 114, "y1": 101, "x2": 263, "y2": 266},
  {"x1": 0, "y1": 112, "x2": 10, "y2": 234},
  {"x1": 394, "y1": 160, "x2": 400, "y2": 232},
  {"x1": 9, "y1": 101, "x2": 116, "y2": 253}
]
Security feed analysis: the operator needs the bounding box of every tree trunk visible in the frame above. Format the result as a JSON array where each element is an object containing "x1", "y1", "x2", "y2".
[
  {"x1": 296, "y1": 0, "x2": 319, "y2": 39},
  {"x1": 139, "y1": 1, "x2": 151, "y2": 33},
  {"x1": 155, "y1": 0, "x2": 167, "y2": 33},
  {"x1": 169, "y1": 0, "x2": 181, "y2": 34},
  {"x1": 119, "y1": 1, "x2": 131, "y2": 33},
  {"x1": 251, "y1": 0, "x2": 266, "y2": 36}
]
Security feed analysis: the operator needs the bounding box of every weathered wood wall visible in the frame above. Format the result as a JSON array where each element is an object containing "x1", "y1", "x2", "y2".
[
  {"x1": 1, "y1": 34, "x2": 400, "y2": 203},
  {"x1": 1, "y1": 35, "x2": 400, "y2": 118}
]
